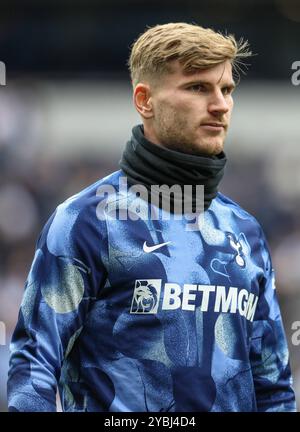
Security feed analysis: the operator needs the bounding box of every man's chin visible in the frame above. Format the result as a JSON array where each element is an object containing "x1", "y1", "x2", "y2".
[{"x1": 192, "y1": 140, "x2": 224, "y2": 157}]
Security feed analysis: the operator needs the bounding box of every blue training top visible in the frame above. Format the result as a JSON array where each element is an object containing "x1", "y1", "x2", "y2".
[{"x1": 7, "y1": 170, "x2": 296, "y2": 412}]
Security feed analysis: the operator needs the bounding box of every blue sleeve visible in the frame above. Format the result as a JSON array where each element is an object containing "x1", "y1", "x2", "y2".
[
  {"x1": 7, "y1": 196, "x2": 108, "y2": 411},
  {"x1": 249, "y1": 229, "x2": 296, "y2": 412}
]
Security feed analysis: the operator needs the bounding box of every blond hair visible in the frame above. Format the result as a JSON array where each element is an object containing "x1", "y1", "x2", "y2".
[{"x1": 128, "y1": 22, "x2": 252, "y2": 87}]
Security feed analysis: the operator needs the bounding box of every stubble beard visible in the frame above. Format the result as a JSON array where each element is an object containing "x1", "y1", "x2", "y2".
[{"x1": 154, "y1": 105, "x2": 225, "y2": 157}]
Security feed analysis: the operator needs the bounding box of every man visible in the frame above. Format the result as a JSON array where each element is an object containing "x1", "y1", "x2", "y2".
[{"x1": 8, "y1": 23, "x2": 296, "y2": 412}]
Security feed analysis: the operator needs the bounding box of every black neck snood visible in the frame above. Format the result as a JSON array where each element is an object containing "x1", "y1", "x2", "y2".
[{"x1": 119, "y1": 124, "x2": 227, "y2": 212}]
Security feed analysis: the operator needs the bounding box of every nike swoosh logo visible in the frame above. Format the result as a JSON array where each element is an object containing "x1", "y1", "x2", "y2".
[{"x1": 143, "y1": 241, "x2": 172, "y2": 253}]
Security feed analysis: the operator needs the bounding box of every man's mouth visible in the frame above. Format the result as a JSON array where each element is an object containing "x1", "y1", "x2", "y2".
[{"x1": 201, "y1": 122, "x2": 226, "y2": 131}]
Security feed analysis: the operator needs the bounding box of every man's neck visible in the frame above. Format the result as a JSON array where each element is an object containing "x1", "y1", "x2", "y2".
[{"x1": 142, "y1": 124, "x2": 164, "y2": 149}]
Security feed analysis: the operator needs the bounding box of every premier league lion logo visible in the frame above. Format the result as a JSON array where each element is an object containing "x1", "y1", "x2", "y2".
[{"x1": 130, "y1": 279, "x2": 161, "y2": 314}]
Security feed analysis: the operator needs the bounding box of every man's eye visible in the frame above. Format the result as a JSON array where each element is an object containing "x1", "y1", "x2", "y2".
[
  {"x1": 222, "y1": 87, "x2": 234, "y2": 95},
  {"x1": 188, "y1": 84, "x2": 206, "y2": 92}
]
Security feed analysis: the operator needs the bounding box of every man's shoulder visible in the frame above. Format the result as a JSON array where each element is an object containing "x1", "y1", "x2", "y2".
[
  {"x1": 57, "y1": 169, "x2": 122, "y2": 212},
  {"x1": 41, "y1": 170, "x2": 122, "y2": 242},
  {"x1": 215, "y1": 192, "x2": 263, "y2": 232}
]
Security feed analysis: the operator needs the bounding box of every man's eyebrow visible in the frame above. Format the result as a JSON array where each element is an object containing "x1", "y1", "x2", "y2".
[{"x1": 180, "y1": 80, "x2": 236, "y2": 89}]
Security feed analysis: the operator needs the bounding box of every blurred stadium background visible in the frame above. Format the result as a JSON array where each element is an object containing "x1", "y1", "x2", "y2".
[{"x1": 0, "y1": 0, "x2": 300, "y2": 411}]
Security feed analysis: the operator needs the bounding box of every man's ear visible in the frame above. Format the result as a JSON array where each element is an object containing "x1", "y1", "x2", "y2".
[{"x1": 133, "y1": 83, "x2": 154, "y2": 119}]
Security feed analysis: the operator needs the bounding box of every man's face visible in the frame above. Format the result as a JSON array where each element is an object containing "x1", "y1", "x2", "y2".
[{"x1": 147, "y1": 60, "x2": 235, "y2": 156}]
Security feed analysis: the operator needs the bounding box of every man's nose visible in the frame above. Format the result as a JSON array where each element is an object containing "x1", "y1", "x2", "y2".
[{"x1": 207, "y1": 90, "x2": 230, "y2": 115}]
